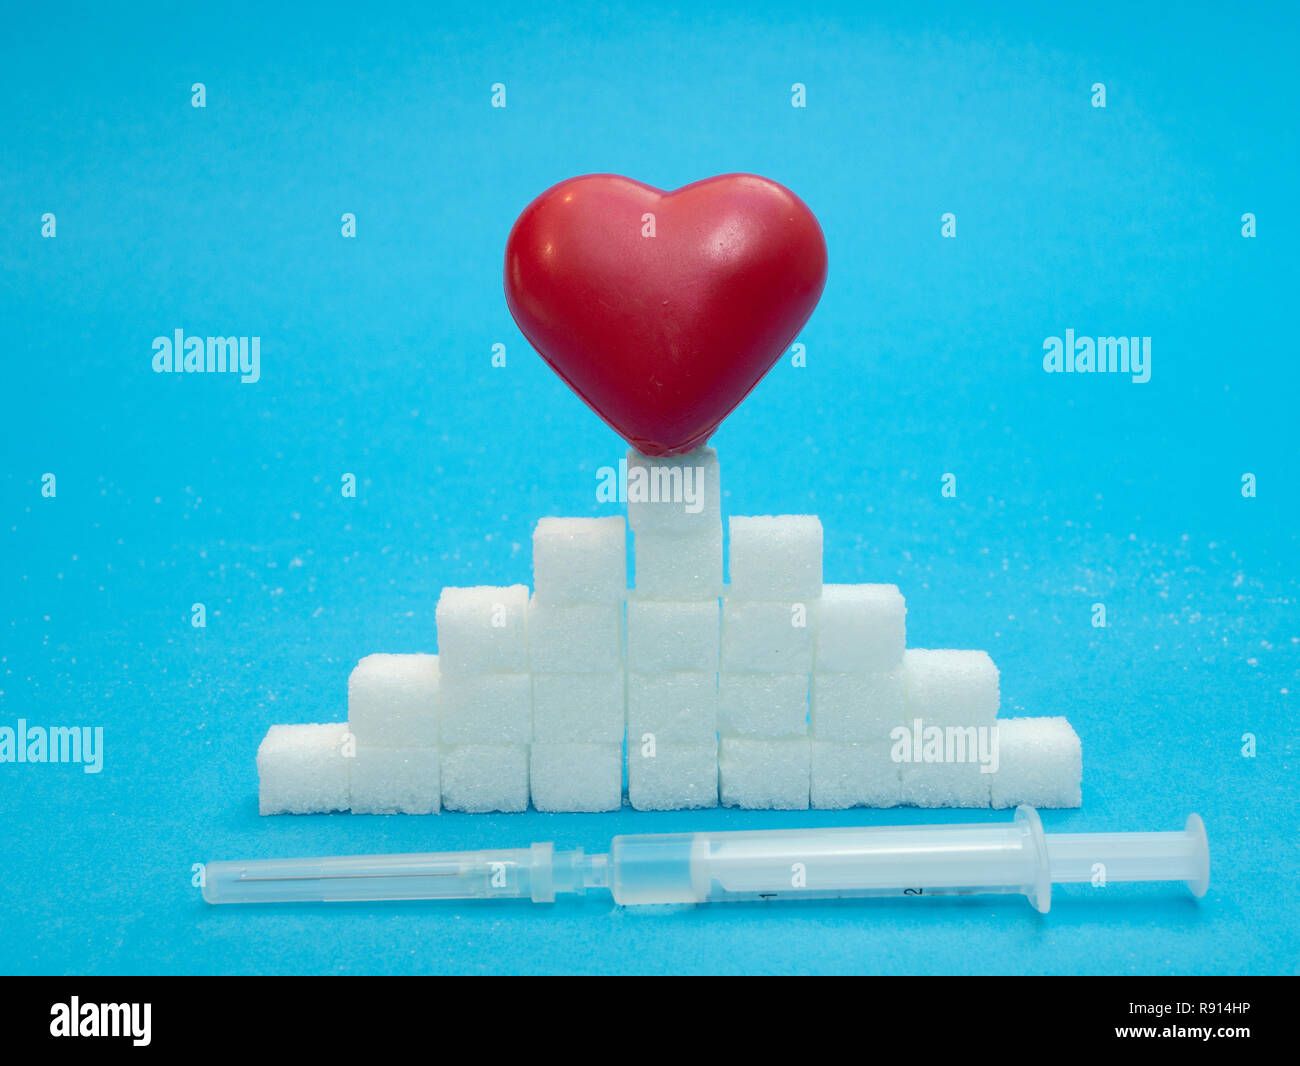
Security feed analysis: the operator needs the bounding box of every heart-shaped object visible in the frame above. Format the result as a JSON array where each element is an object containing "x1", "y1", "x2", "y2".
[{"x1": 504, "y1": 173, "x2": 828, "y2": 456}]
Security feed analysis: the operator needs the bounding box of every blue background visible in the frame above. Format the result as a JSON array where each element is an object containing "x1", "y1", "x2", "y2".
[{"x1": 2, "y1": 1, "x2": 1296, "y2": 975}]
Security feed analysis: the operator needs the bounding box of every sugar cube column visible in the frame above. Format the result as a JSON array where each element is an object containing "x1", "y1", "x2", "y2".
[
  {"x1": 809, "y1": 584, "x2": 907, "y2": 809},
  {"x1": 719, "y1": 516, "x2": 822, "y2": 809},
  {"x1": 898, "y1": 649, "x2": 1000, "y2": 808},
  {"x1": 528, "y1": 516, "x2": 626, "y2": 812},
  {"x1": 626, "y1": 446, "x2": 721, "y2": 810},
  {"x1": 436, "y1": 584, "x2": 531, "y2": 812},
  {"x1": 347, "y1": 652, "x2": 442, "y2": 814}
]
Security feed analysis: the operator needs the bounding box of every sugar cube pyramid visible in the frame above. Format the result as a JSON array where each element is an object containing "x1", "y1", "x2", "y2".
[{"x1": 256, "y1": 448, "x2": 1083, "y2": 814}]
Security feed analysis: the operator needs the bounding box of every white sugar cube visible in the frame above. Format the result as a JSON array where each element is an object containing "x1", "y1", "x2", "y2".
[
  {"x1": 894, "y1": 715, "x2": 999, "y2": 807},
  {"x1": 898, "y1": 757, "x2": 993, "y2": 808},
  {"x1": 990, "y1": 717, "x2": 1082, "y2": 809},
  {"x1": 810, "y1": 669, "x2": 904, "y2": 742},
  {"x1": 349, "y1": 747, "x2": 440, "y2": 814},
  {"x1": 626, "y1": 446, "x2": 720, "y2": 532},
  {"x1": 440, "y1": 744, "x2": 529, "y2": 812},
  {"x1": 435, "y1": 585, "x2": 530, "y2": 674},
  {"x1": 529, "y1": 743, "x2": 623, "y2": 812},
  {"x1": 527, "y1": 597, "x2": 622, "y2": 673},
  {"x1": 532, "y1": 516, "x2": 627, "y2": 603},
  {"x1": 632, "y1": 524, "x2": 723, "y2": 600},
  {"x1": 718, "y1": 672, "x2": 808, "y2": 738},
  {"x1": 626, "y1": 599, "x2": 719, "y2": 673},
  {"x1": 532, "y1": 671, "x2": 626, "y2": 743},
  {"x1": 627, "y1": 670, "x2": 718, "y2": 741},
  {"x1": 815, "y1": 584, "x2": 906, "y2": 671},
  {"x1": 438, "y1": 672, "x2": 532, "y2": 744},
  {"x1": 627, "y1": 737, "x2": 718, "y2": 810},
  {"x1": 810, "y1": 741, "x2": 901, "y2": 809},
  {"x1": 721, "y1": 597, "x2": 814, "y2": 672},
  {"x1": 727, "y1": 515, "x2": 822, "y2": 600},
  {"x1": 347, "y1": 653, "x2": 440, "y2": 747},
  {"x1": 902, "y1": 649, "x2": 999, "y2": 729},
  {"x1": 257, "y1": 723, "x2": 350, "y2": 815},
  {"x1": 719, "y1": 737, "x2": 810, "y2": 810}
]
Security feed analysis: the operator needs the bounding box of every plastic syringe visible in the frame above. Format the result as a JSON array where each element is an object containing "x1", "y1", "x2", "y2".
[{"x1": 202, "y1": 807, "x2": 1208, "y2": 913}]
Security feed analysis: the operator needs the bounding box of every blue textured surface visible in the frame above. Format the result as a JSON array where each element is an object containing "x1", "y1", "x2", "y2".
[{"x1": 1, "y1": 1, "x2": 1296, "y2": 975}]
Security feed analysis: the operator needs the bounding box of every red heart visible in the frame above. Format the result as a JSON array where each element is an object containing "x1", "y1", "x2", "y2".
[{"x1": 504, "y1": 173, "x2": 828, "y2": 456}]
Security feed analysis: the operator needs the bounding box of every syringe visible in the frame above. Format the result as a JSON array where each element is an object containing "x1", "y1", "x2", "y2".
[{"x1": 203, "y1": 807, "x2": 1208, "y2": 913}]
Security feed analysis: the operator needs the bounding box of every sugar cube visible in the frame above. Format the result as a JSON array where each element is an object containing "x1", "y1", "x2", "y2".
[
  {"x1": 257, "y1": 723, "x2": 350, "y2": 815},
  {"x1": 347, "y1": 653, "x2": 440, "y2": 747},
  {"x1": 810, "y1": 669, "x2": 904, "y2": 742},
  {"x1": 626, "y1": 446, "x2": 720, "y2": 532},
  {"x1": 810, "y1": 741, "x2": 901, "y2": 809},
  {"x1": 626, "y1": 599, "x2": 719, "y2": 673},
  {"x1": 627, "y1": 737, "x2": 718, "y2": 810},
  {"x1": 440, "y1": 744, "x2": 529, "y2": 812},
  {"x1": 719, "y1": 737, "x2": 810, "y2": 810},
  {"x1": 727, "y1": 515, "x2": 823, "y2": 600},
  {"x1": 632, "y1": 524, "x2": 723, "y2": 600},
  {"x1": 893, "y1": 712, "x2": 999, "y2": 807},
  {"x1": 626, "y1": 670, "x2": 718, "y2": 741},
  {"x1": 898, "y1": 757, "x2": 992, "y2": 808},
  {"x1": 815, "y1": 584, "x2": 906, "y2": 671},
  {"x1": 349, "y1": 747, "x2": 440, "y2": 814},
  {"x1": 989, "y1": 717, "x2": 1082, "y2": 809},
  {"x1": 721, "y1": 597, "x2": 814, "y2": 672},
  {"x1": 902, "y1": 649, "x2": 999, "y2": 729},
  {"x1": 527, "y1": 597, "x2": 622, "y2": 673},
  {"x1": 532, "y1": 517, "x2": 627, "y2": 603},
  {"x1": 438, "y1": 672, "x2": 532, "y2": 744},
  {"x1": 529, "y1": 743, "x2": 623, "y2": 812},
  {"x1": 718, "y1": 672, "x2": 808, "y2": 738},
  {"x1": 532, "y1": 670, "x2": 626, "y2": 743},
  {"x1": 435, "y1": 585, "x2": 530, "y2": 675}
]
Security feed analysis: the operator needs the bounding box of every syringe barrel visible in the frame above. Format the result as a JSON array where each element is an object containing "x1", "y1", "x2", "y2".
[
  {"x1": 611, "y1": 808, "x2": 1051, "y2": 909},
  {"x1": 203, "y1": 844, "x2": 551, "y2": 904}
]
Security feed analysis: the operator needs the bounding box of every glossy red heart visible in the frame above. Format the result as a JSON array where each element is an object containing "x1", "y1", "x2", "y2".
[{"x1": 504, "y1": 173, "x2": 828, "y2": 456}]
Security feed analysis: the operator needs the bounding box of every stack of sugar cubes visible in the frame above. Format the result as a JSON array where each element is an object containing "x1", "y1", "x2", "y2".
[
  {"x1": 257, "y1": 652, "x2": 441, "y2": 815},
  {"x1": 527, "y1": 516, "x2": 627, "y2": 812},
  {"x1": 255, "y1": 444, "x2": 1083, "y2": 815},
  {"x1": 718, "y1": 516, "x2": 822, "y2": 808},
  {"x1": 626, "y1": 447, "x2": 723, "y2": 809},
  {"x1": 809, "y1": 583, "x2": 907, "y2": 808},
  {"x1": 434, "y1": 585, "x2": 532, "y2": 811}
]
